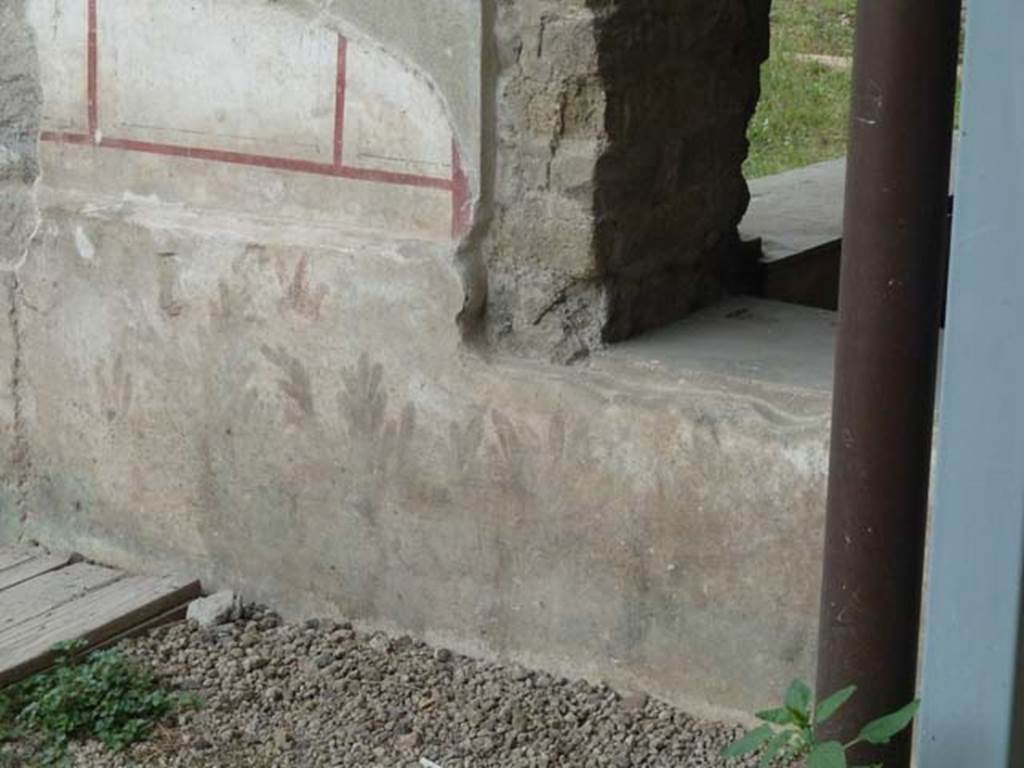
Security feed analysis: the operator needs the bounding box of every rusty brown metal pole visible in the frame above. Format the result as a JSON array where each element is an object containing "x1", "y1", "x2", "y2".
[{"x1": 815, "y1": 1, "x2": 961, "y2": 765}]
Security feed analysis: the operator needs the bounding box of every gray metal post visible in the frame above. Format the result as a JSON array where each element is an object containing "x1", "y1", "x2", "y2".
[{"x1": 916, "y1": 2, "x2": 1024, "y2": 765}]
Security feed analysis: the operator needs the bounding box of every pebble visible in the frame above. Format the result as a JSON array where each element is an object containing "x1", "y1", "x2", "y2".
[
  {"x1": 620, "y1": 692, "x2": 650, "y2": 711},
  {"x1": 315, "y1": 653, "x2": 334, "y2": 669},
  {"x1": 369, "y1": 633, "x2": 392, "y2": 654}
]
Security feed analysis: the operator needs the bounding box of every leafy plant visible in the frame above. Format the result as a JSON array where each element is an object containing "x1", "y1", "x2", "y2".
[
  {"x1": 721, "y1": 679, "x2": 919, "y2": 768},
  {"x1": 0, "y1": 640, "x2": 197, "y2": 765}
]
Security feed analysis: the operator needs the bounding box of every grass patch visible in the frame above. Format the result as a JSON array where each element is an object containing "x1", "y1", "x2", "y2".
[
  {"x1": 746, "y1": 1, "x2": 962, "y2": 178},
  {"x1": 745, "y1": 0, "x2": 856, "y2": 178},
  {"x1": 0, "y1": 641, "x2": 196, "y2": 766},
  {"x1": 745, "y1": 57, "x2": 852, "y2": 179},
  {"x1": 769, "y1": 0, "x2": 857, "y2": 58}
]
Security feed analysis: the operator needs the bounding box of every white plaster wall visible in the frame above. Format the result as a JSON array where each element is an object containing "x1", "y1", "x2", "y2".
[
  {"x1": 29, "y1": 0, "x2": 472, "y2": 242},
  {"x1": 322, "y1": 0, "x2": 481, "y2": 174},
  {"x1": 345, "y1": 43, "x2": 455, "y2": 177},
  {"x1": 27, "y1": 0, "x2": 87, "y2": 133},
  {"x1": 98, "y1": 2, "x2": 340, "y2": 161}
]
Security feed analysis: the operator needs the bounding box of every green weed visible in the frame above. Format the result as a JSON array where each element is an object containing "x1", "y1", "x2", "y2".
[
  {"x1": 722, "y1": 679, "x2": 919, "y2": 768},
  {"x1": 0, "y1": 640, "x2": 197, "y2": 766}
]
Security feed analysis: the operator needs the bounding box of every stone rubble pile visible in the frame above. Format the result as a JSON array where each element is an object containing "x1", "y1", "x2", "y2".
[{"x1": 63, "y1": 602, "x2": 756, "y2": 767}]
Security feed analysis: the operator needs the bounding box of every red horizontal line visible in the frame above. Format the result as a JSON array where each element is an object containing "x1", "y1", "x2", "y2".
[
  {"x1": 101, "y1": 137, "x2": 454, "y2": 190},
  {"x1": 41, "y1": 131, "x2": 93, "y2": 144},
  {"x1": 451, "y1": 139, "x2": 470, "y2": 238},
  {"x1": 332, "y1": 158, "x2": 453, "y2": 190},
  {"x1": 41, "y1": 132, "x2": 454, "y2": 191}
]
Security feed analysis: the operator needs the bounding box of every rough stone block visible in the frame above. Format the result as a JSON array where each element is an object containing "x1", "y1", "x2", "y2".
[
  {"x1": 474, "y1": 0, "x2": 770, "y2": 360},
  {"x1": 187, "y1": 591, "x2": 242, "y2": 629}
]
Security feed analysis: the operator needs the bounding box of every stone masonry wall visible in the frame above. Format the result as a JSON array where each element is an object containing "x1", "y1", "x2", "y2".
[{"x1": 474, "y1": 0, "x2": 769, "y2": 362}]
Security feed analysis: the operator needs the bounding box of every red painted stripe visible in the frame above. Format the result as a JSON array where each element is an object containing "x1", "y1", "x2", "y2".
[
  {"x1": 333, "y1": 36, "x2": 348, "y2": 167},
  {"x1": 335, "y1": 161, "x2": 453, "y2": 190},
  {"x1": 94, "y1": 136, "x2": 453, "y2": 190},
  {"x1": 87, "y1": 0, "x2": 98, "y2": 137},
  {"x1": 99, "y1": 137, "x2": 336, "y2": 172},
  {"x1": 450, "y1": 139, "x2": 471, "y2": 237},
  {"x1": 41, "y1": 131, "x2": 93, "y2": 144}
]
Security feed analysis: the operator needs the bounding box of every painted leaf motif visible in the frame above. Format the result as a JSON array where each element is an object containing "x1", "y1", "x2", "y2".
[{"x1": 806, "y1": 741, "x2": 847, "y2": 768}]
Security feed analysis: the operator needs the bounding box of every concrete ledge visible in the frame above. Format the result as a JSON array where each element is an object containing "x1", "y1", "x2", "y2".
[
  {"x1": 741, "y1": 148, "x2": 957, "y2": 312},
  {"x1": 607, "y1": 297, "x2": 837, "y2": 393},
  {"x1": 740, "y1": 158, "x2": 845, "y2": 265}
]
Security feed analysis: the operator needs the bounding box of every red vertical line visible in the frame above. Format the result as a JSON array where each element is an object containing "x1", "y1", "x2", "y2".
[
  {"x1": 450, "y1": 139, "x2": 470, "y2": 238},
  {"x1": 333, "y1": 35, "x2": 348, "y2": 168},
  {"x1": 87, "y1": 0, "x2": 98, "y2": 140}
]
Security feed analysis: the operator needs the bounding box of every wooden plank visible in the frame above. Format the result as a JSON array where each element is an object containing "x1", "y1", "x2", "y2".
[
  {"x1": 0, "y1": 575, "x2": 200, "y2": 686},
  {"x1": 0, "y1": 549, "x2": 35, "y2": 572},
  {"x1": 0, "y1": 562, "x2": 123, "y2": 633},
  {"x1": 0, "y1": 553, "x2": 74, "y2": 593},
  {"x1": 92, "y1": 605, "x2": 189, "y2": 652},
  {"x1": 14, "y1": 608, "x2": 192, "y2": 683}
]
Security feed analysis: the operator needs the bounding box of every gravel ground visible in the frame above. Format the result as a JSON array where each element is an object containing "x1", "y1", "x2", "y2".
[{"x1": 7, "y1": 606, "x2": 758, "y2": 767}]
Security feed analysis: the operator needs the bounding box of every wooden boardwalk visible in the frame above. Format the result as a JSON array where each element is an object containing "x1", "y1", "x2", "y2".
[{"x1": 0, "y1": 547, "x2": 200, "y2": 686}]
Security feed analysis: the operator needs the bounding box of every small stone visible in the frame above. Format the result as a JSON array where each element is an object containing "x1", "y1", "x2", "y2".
[
  {"x1": 369, "y1": 634, "x2": 391, "y2": 654},
  {"x1": 315, "y1": 653, "x2": 333, "y2": 669},
  {"x1": 435, "y1": 648, "x2": 453, "y2": 663},
  {"x1": 304, "y1": 617, "x2": 321, "y2": 630},
  {"x1": 620, "y1": 692, "x2": 650, "y2": 711},
  {"x1": 242, "y1": 656, "x2": 268, "y2": 673},
  {"x1": 187, "y1": 591, "x2": 242, "y2": 629},
  {"x1": 273, "y1": 727, "x2": 293, "y2": 749},
  {"x1": 509, "y1": 664, "x2": 532, "y2": 681},
  {"x1": 332, "y1": 628, "x2": 355, "y2": 643},
  {"x1": 474, "y1": 735, "x2": 496, "y2": 754},
  {"x1": 396, "y1": 731, "x2": 421, "y2": 751},
  {"x1": 264, "y1": 686, "x2": 284, "y2": 702}
]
